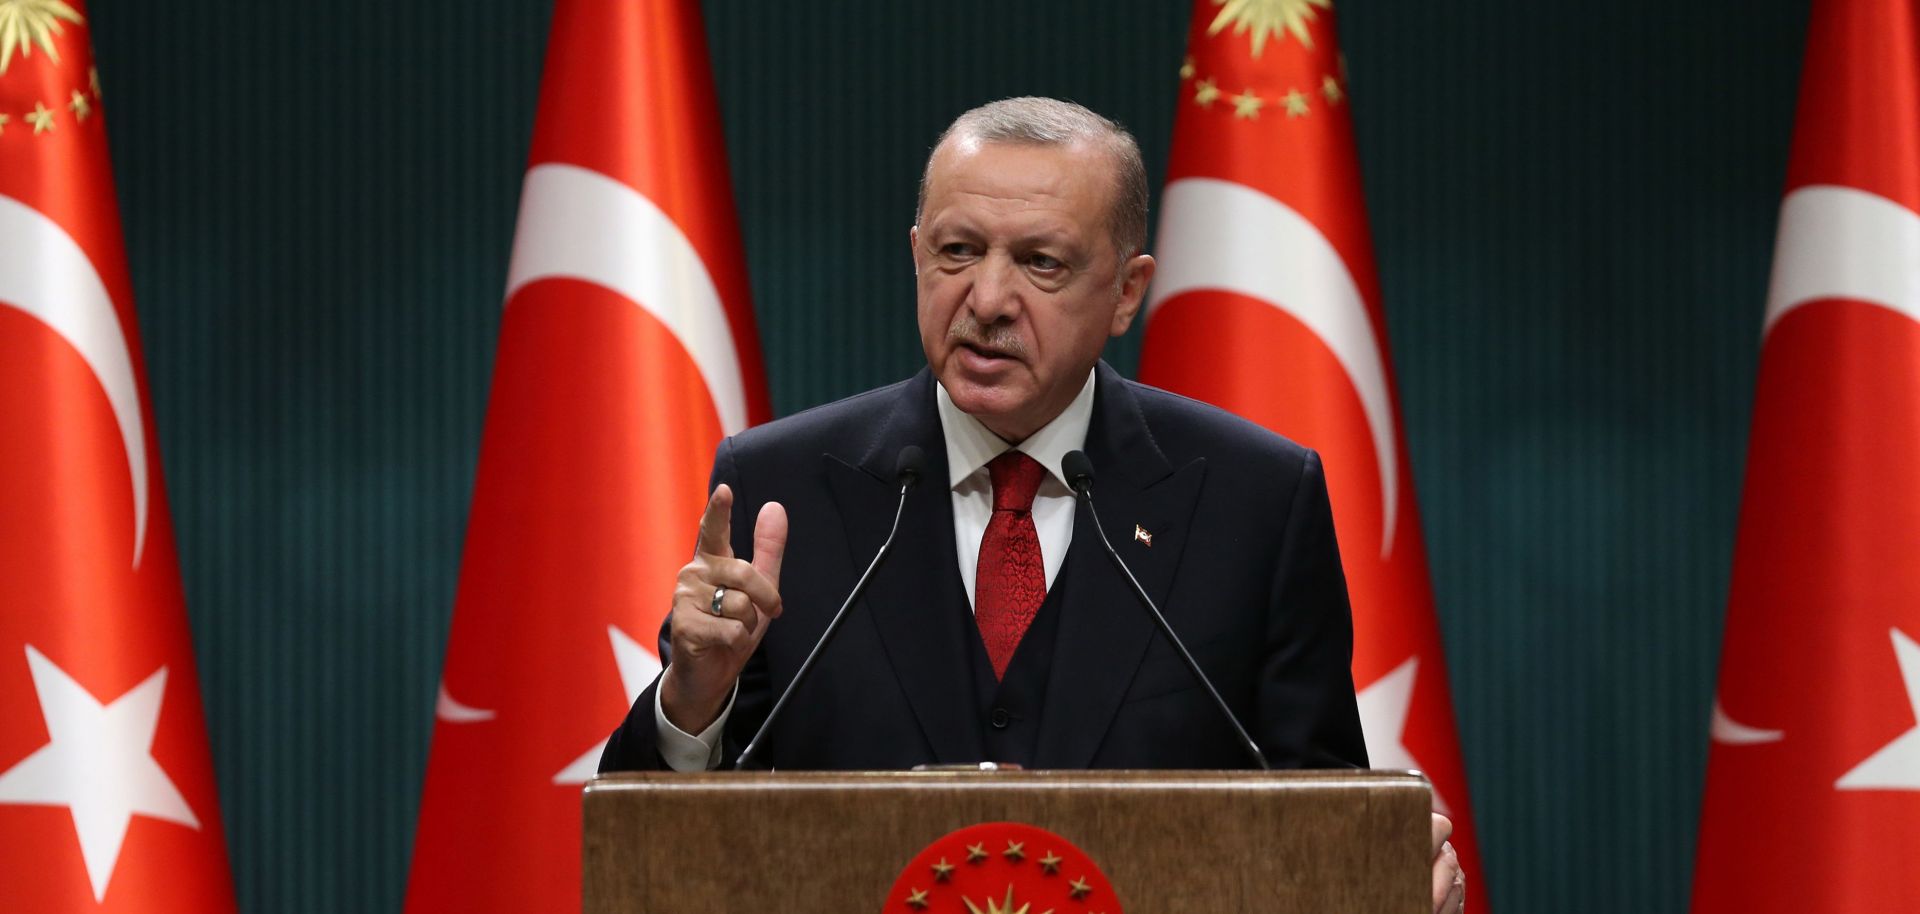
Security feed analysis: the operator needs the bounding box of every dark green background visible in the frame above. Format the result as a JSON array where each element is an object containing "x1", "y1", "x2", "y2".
[{"x1": 84, "y1": 0, "x2": 1807, "y2": 910}]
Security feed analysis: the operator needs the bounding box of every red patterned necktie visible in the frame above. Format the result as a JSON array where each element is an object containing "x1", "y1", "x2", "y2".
[{"x1": 975, "y1": 451, "x2": 1048, "y2": 680}]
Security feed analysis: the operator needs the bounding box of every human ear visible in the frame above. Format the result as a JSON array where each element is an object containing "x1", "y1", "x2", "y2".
[{"x1": 1109, "y1": 254, "x2": 1155, "y2": 336}]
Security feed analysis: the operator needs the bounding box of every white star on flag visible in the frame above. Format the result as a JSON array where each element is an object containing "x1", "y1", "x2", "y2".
[
  {"x1": 1836, "y1": 627, "x2": 1920, "y2": 791},
  {"x1": 0, "y1": 645, "x2": 201, "y2": 901},
  {"x1": 1357, "y1": 655, "x2": 1452, "y2": 816},
  {"x1": 552, "y1": 625, "x2": 661, "y2": 785}
]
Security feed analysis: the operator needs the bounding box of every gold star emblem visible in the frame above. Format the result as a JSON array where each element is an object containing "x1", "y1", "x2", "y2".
[
  {"x1": 967, "y1": 842, "x2": 989, "y2": 863},
  {"x1": 0, "y1": 0, "x2": 85, "y2": 76},
  {"x1": 25, "y1": 100, "x2": 55, "y2": 134},
  {"x1": 1002, "y1": 839, "x2": 1025, "y2": 862},
  {"x1": 1194, "y1": 78, "x2": 1221, "y2": 108},
  {"x1": 1038, "y1": 850, "x2": 1063, "y2": 874},
  {"x1": 1068, "y1": 876, "x2": 1094, "y2": 900},
  {"x1": 1283, "y1": 88, "x2": 1310, "y2": 117},
  {"x1": 0, "y1": 112, "x2": 9, "y2": 135},
  {"x1": 1321, "y1": 74, "x2": 1343, "y2": 104},
  {"x1": 1179, "y1": 55, "x2": 1196, "y2": 80},
  {"x1": 905, "y1": 887, "x2": 931, "y2": 910},
  {"x1": 1230, "y1": 89, "x2": 1264, "y2": 119},
  {"x1": 1207, "y1": 0, "x2": 1332, "y2": 57},
  {"x1": 67, "y1": 88, "x2": 89, "y2": 120},
  {"x1": 931, "y1": 857, "x2": 955, "y2": 881},
  {"x1": 963, "y1": 885, "x2": 1037, "y2": 914}
]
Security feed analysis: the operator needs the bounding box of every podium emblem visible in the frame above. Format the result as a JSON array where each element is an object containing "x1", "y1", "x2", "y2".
[{"x1": 886, "y1": 821, "x2": 1121, "y2": 913}]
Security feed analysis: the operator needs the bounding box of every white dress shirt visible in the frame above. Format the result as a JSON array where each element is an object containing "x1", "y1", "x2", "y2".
[{"x1": 651, "y1": 370, "x2": 1098, "y2": 771}]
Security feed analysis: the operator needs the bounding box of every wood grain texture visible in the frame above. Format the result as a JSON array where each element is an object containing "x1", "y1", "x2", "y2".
[{"x1": 585, "y1": 770, "x2": 1430, "y2": 912}]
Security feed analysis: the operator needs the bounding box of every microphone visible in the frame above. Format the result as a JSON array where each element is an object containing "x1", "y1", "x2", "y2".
[
  {"x1": 734, "y1": 445, "x2": 925, "y2": 769},
  {"x1": 1061, "y1": 450, "x2": 1272, "y2": 770}
]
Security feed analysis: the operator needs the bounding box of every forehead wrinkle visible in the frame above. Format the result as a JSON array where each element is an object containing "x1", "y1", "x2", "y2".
[
  {"x1": 944, "y1": 185, "x2": 1074, "y2": 213},
  {"x1": 928, "y1": 193, "x2": 1080, "y2": 239},
  {"x1": 921, "y1": 145, "x2": 1110, "y2": 260}
]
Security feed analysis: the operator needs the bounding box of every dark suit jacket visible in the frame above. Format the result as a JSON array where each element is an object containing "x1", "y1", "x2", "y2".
[{"x1": 600, "y1": 362, "x2": 1366, "y2": 771}]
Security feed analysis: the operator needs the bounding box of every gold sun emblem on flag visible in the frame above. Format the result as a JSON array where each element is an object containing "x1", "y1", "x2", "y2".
[
  {"x1": 962, "y1": 884, "x2": 1041, "y2": 914},
  {"x1": 1208, "y1": 0, "x2": 1332, "y2": 56},
  {"x1": 0, "y1": 0, "x2": 83, "y2": 76}
]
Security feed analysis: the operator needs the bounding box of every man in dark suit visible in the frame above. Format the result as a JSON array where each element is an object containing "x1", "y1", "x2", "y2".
[{"x1": 599, "y1": 97, "x2": 1464, "y2": 913}]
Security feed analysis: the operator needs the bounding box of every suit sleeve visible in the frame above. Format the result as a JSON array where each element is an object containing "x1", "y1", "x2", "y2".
[{"x1": 1257, "y1": 448, "x2": 1369, "y2": 769}]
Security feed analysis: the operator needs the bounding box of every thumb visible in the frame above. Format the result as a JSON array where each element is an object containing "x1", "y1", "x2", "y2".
[{"x1": 752, "y1": 501, "x2": 788, "y2": 587}]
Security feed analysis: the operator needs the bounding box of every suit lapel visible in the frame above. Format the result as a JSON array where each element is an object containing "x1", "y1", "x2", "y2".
[
  {"x1": 824, "y1": 370, "x2": 985, "y2": 763},
  {"x1": 1034, "y1": 364, "x2": 1206, "y2": 768}
]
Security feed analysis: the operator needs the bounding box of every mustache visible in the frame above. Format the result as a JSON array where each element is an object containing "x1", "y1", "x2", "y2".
[{"x1": 946, "y1": 314, "x2": 1027, "y2": 358}]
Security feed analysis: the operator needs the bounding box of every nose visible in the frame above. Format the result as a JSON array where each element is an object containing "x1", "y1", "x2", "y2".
[{"x1": 965, "y1": 251, "x2": 1023, "y2": 324}]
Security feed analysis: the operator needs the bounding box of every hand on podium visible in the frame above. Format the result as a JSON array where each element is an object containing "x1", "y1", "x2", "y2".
[
  {"x1": 1431, "y1": 812, "x2": 1465, "y2": 913},
  {"x1": 660, "y1": 484, "x2": 788, "y2": 734}
]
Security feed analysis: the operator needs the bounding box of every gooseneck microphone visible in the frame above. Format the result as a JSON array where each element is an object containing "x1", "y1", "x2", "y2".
[
  {"x1": 734, "y1": 445, "x2": 925, "y2": 769},
  {"x1": 1061, "y1": 450, "x2": 1272, "y2": 770}
]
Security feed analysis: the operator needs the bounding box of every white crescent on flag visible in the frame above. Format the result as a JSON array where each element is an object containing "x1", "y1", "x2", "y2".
[
  {"x1": 1147, "y1": 177, "x2": 1400, "y2": 555},
  {"x1": 1765, "y1": 184, "x2": 1920, "y2": 338},
  {"x1": 434, "y1": 681, "x2": 496, "y2": 723},
  {"x1": 1709, "y1": 697, "x2": 1785, "y2": 745},
  {"x1": 503, "y1": 163, "x2": 750, "y2": 435},
  {"x1": 0, "y1": 193, "x2": 150, "y2": 566}
]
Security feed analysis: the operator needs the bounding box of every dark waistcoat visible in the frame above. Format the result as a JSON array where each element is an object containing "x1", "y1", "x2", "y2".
[{"x1": 966, "y1": 556, "x2": 1072, "y2": 767}]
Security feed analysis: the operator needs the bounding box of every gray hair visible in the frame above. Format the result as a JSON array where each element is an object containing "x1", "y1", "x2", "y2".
[{"x1": 916, "y1": 97, "x2": 1149, "y2": 260}]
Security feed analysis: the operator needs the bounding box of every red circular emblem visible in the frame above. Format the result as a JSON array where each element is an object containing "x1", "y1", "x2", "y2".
[{"x1": 884, "y1": 821, "x2": 1122, "y2": 913}]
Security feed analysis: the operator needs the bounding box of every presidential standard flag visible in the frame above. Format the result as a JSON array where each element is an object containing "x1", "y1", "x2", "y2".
[
  {"x1": 403, "y1": 0, "x2": 770, "y2": 908},
  {"x1": 1138, "y1": 0, "x2": 1486, "y2": 900},
  {"x1": 1692, "y1": 0, "x2": 1920, "y2": 908},
  {"x1": 0, "y1": 1, "x2": 236, "y2": 908}
]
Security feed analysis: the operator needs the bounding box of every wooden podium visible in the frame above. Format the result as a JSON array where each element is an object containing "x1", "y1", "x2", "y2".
[{"x1": 584, "y1": 769, "x2": 1430, "y2": 912}]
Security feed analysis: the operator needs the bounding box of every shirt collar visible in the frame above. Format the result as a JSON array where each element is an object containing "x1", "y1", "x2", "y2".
[{"x1": 934, "y1": 369, "x2": 1097, "y2": 490}]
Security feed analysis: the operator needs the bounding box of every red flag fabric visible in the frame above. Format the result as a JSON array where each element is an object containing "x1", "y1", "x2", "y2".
[
  {"x1": 403, "y1": 0, "x2": 769, "y2": 908},
  {"x1": 1692, "y1": 0, "x2": 1920, "y2": 909},
  {"x1": 1139, "y1": 0, "x2": 1486, "y2": 899},
  {"x1": 0, "y1": 3, "x2": 236, "y2": 909}
]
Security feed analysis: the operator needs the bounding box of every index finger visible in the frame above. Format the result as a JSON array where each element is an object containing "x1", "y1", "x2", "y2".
[{"x1": 695, "y1": 484, "x2": 735, "y2": 558}]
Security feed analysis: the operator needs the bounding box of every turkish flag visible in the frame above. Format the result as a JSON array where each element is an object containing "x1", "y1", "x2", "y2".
[
  {"x1": 402, "y1": 0, "x2": 769, "y2": 908},
  {"x1": 1691, "y1": 0, "x2": 1920, "y2": 909},
  {"x1": 1138, "y1": 0, "x2": 1486, "y2": 900},
  {"x1": 0, "y1": 3, "x2": 236, "y2": 910}
]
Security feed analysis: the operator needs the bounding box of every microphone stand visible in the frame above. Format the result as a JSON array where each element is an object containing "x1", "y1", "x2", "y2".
[
  {"x1": 1065, "y1": 451, "x2": 1271, "y2": 770},
  {"x1": 734, "y1": 448, "x2": 922, "y2": 769}
]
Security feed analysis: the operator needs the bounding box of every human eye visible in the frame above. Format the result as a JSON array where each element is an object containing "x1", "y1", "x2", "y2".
[
  {"x1": 1025, "y1": 252, "x2": 1064, "y2": 272},
  {"x1": 938, "y1": 241, "x2": 981, "y2": 260}
]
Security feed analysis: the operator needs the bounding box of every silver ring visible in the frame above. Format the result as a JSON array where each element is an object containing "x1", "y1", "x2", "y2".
[{"x1": 709, "y1": 586, "x2": 728, "y2": 616}]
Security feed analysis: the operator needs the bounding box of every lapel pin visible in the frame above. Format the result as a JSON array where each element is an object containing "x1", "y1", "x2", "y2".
[{"x1": 1133, "y1": 524, "x2": 1153, "y2": 547}]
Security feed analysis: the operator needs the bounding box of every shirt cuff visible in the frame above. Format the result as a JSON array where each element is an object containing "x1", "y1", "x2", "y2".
[{"x1": 653, "y1": 669, "x2": 736, "y2": 772}]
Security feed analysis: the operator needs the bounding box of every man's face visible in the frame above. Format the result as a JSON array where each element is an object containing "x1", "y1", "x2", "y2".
[{"x1": 913, "y1": 137, "x2": 1154, "y2": 443}]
